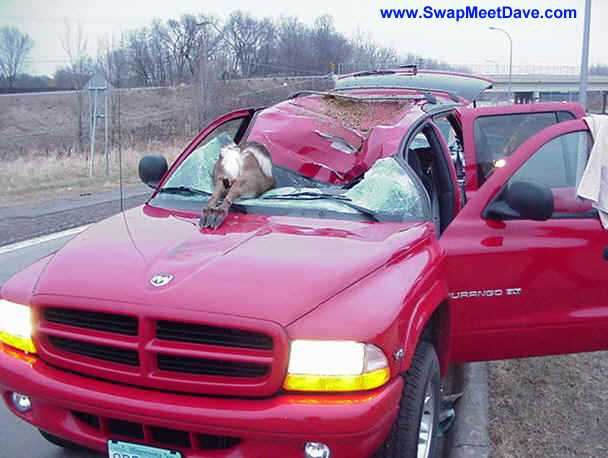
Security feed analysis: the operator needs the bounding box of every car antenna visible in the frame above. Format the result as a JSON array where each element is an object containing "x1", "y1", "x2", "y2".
[{"x1": 119, "y1": 144, "x2": 124, "y2": 212}]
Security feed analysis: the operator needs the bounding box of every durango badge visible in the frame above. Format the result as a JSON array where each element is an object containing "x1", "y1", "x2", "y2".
[{"x1": 150, "y1": 274, "x2": 174, "y2": 287}]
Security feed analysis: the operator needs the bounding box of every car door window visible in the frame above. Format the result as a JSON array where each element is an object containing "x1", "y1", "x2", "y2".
[
  {"x1": 163, "y1": 117, "x2": 247, "y2": 192},
  {"x1": 474, "y1": 111, "x2": 575, "y2": 183},
  {"x1": 435, "y1": 115, "x2": 464, "y2": 169},
  {"x1": 501, "y1": 131, "x2": 594, "y2": 217}
]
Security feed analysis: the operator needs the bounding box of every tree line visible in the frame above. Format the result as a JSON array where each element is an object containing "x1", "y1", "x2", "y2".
[{"x1": 0, "y1": 12, "x2": 469, "y2": 91}]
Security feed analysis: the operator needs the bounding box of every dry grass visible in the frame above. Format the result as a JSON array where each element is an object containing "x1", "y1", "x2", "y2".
[
  {"x1": 0, "y1": 141, "x2": 183, "y2": 206},
  {"x1": 489, "y1": 353, "x2": 608, "y2": 457},
  {"x1": 0, "y1": 77, "x2": 332, "y2": 204}
]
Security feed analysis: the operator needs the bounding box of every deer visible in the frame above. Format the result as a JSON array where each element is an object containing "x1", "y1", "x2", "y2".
[{"x1": 200, "y1": 142, "x2": 275, "y2": 229}]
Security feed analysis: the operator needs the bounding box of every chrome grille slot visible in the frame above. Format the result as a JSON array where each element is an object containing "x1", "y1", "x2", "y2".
[
  {"x1": 157, "y1": 354, "x2": 269, "y2": 378},
  {"x1": 44, "y1": 308, "x2": 138, "y2": 336},
  {"x1": 157, "y1": 320, "x2": 273, "y2": 350},
  {"x1": 69, "y1": 410, "x2": 241, "y2": 452},
  {"x1": 150, "y1": 426, "x2": 191, "y2": 448},
  {"x1": 48, "y1": 336, "x2": 140, "y2": 366}
]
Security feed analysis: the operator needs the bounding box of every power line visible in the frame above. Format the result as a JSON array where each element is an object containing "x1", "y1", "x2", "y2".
[
  {"x1": 0, "y1": 76, "x2": 329, "y2": 144},
  {"x1": 0, "y1": 15, "x2": 141, "y2": 26},
  {"x1": 25, "y1": 59, "x2": 72, "y2": 64}
]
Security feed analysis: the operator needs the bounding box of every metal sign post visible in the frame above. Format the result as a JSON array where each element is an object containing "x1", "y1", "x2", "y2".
[
  {"x1": 579, "y1": 0, "x2": 592, "y2": 110},
  {"x1": 86, "y1": 73, "x2": 112, "y2": 177}
]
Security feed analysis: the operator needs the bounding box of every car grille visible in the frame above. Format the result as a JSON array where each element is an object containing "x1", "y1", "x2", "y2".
[
  {"x1": 35, "y1": 304, "x2": 287, "y2": 397},
  {"x1": 70, "y1": 410, "x2": 240, "y2": 452}
]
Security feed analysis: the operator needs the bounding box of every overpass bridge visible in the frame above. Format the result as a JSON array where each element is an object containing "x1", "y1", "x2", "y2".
[
  {"x1": 485, "y1": 74, "x2": 608, "y2": 111},
  {"x1": 335, "y1": 63, "x2": 608, "y2": 112}
]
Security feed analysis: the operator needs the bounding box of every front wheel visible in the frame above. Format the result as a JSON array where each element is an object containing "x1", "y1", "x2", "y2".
[{"x1": 376, "y1": 341, "x2": 441, "y2": 458}]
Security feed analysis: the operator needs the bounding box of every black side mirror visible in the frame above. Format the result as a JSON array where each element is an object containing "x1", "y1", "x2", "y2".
[
  {"x1": 486, "y1": 180, "x2": 554, "y2": 221},
  {"x1": 138, "y1": 155, "x2": 168, "y2": 189}
]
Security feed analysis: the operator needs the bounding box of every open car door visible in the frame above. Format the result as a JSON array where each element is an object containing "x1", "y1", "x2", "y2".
[
  {"x1": 440, "y1": 119, "x2": 608, "y2": 363},
  {"x1": 456, "y1": 102, "x2": 586, "y2": 193}
]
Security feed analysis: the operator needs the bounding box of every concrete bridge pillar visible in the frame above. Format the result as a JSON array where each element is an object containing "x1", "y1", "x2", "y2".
[{"x1": 514, "y1": 91, "x2": 534, "y2": 104}]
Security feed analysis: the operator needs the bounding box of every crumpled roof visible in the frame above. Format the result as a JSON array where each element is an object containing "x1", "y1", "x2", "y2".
[{"x1": 246, "y1": 92, "x2": 423, "y2": 184}]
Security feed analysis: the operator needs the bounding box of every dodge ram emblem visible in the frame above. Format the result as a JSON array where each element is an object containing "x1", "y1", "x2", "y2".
[{"x1": 150, "y1": 274, "x2": 174, "y2": 287}]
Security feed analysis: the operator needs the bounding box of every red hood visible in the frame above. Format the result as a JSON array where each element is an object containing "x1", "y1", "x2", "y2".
[{"x1": 34, "y1": 206, "x2": 430, "y2": 326}]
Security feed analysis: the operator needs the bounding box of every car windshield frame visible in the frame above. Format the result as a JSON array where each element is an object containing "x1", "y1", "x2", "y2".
[{"x1": 150, "y1": 133, "x2": 431, "y2": 224}]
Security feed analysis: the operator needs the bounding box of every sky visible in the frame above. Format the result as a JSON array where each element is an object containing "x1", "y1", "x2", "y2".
[{"x1": 0, "y1": 0, "x2": 606, "y2": 76}]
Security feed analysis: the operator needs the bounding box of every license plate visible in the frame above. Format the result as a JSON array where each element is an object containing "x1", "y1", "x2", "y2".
[{"x1": 108, "y1": 440, "x2": 182, "y2": 458}]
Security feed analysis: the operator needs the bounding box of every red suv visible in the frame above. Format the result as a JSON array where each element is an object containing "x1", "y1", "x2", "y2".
[{"x1": 0, "y1": 68, "x2": 597, "y2": 458}]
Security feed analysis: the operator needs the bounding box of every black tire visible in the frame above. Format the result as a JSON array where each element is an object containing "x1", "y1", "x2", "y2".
[
  {"x1": 39, "y1": 430, "x2": 83, "y2": 450},
  {"x1": 375, "y1": 341, "x2": 441, "y2": 458}
]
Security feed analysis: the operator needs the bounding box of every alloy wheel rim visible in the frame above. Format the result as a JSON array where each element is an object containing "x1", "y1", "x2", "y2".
[{"x1": 417, "y1": 379, "x2": 435, "y2": 458}]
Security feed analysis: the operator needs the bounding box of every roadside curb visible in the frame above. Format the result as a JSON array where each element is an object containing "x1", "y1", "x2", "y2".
[{"x1": 448, "y1": 363, "x2": 492, "y2": 458}]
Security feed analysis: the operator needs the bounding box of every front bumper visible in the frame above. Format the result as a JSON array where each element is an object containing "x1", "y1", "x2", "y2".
[{"x1": 0, "y1": 346, "x2": 402, "y2": 458}]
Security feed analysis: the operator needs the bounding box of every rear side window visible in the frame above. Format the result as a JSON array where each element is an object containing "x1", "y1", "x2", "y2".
[{"x1": 474, "y1": 111, "x2": 575, "y2": 183}]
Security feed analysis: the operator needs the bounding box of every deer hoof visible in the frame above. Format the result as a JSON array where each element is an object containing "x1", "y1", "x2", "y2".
[{"x1": 200, "y1": 207, "x2": 228, "y2": 229}]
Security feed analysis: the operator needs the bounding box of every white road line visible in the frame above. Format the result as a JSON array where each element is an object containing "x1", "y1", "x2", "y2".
[{"x1": 0, "y1": 225, "x2": 90, "y2": 256}]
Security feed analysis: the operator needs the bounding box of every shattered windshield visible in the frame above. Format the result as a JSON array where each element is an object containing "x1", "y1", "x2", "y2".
[{"x1": 156, "y1": 132, "x2": 429, "y2": 222}]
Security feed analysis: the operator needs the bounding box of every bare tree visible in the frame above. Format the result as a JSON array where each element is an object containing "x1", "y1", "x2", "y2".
[
  {"x1": 159, "y1": 15, "x2": 201, "y2": 83},
  {"x1": 311, "y1": 15, "x2": 350, "y2": 73},
  {"x1": 350, "y1": 31, "x2": 398, "y2": 70},
  {"x1": 276, "y1": 17, "x2": 314, "y2": 74},
  {"x1": 223, "y1": 12, "x2": 275, "y2": 77},
  {"x1": 0, "y1": 26, "x2": 34, "y2": 88},
  {"x1": 60, "y1": 21, "x2": 92, "y2": 152},
  {"x1": 98, "y1": 35, "x2": 130, "y2": 154}
]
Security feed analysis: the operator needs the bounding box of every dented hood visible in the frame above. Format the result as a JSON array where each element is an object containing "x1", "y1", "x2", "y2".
[{"x1": 34, "y1": 206, "x2": 430, "y2": 326}]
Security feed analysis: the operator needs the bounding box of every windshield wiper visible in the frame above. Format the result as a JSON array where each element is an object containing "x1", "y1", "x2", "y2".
[
  {"x1": 262, "y1": 191, "x2": 349, "y2": 201},
  {"x1": 158, "y1": 186, "x2": 211, "y2": 197},
  {"x1": 262, "y1": 192, "x2": 382, "y2": 222}
]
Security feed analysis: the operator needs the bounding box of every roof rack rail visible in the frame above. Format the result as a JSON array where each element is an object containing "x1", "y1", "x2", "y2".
[
  {"x1": 288, "y1": 90, "x2": 427, "y2": 102},
  {"x1": 398, "y1": 64, "x2": 418, "y2": 75},
  {"x1": 349, "y1": 69, "x2": 397, "y2": 78}
]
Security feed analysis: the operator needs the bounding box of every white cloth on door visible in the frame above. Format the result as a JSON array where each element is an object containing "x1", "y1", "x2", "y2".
[{"x1": 577, "y1": 115, "x2": 608, "y2": 228}]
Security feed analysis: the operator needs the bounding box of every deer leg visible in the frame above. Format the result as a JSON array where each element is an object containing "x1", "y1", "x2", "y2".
[
  {"x1": 204, "y1": 180, "x2": 249, "y2": 229},
  {"x1": 200, "y1": 180, "x2": 228, "y2": 228}
]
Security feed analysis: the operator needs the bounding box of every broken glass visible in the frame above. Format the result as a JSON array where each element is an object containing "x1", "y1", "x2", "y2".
[{"x1": 160, "y1": 138, "x2": 429, "y2": 222}]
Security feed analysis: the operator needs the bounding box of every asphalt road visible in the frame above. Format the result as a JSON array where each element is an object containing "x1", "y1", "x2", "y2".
[
  {"x1": 0, "y1": 185, "x2": 150, "y2": 247},
  {"x1": 0, "y1": 233, "x2": 103, "y2": 457},
  {"x1": 0, "y1": 187, "x2": 151, "y2": 457}
]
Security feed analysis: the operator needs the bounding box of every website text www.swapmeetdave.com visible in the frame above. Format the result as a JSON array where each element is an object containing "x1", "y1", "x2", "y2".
[{"x1": 380, "y1": 5, "x2": 577, "y2": 22}]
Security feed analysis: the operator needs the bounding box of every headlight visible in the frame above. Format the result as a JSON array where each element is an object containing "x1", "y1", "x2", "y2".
[
  {"x1": 283, "y1": 340, "x2": 389, "y2": 392},
  {"x1": 0, "y1": 299, "x2": 36, "y2": 354}
]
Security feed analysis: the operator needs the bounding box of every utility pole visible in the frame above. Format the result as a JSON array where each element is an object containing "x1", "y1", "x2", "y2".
[
  {"x1": 490, "y1": 27, "x2": 513, "y2": 101},
  {"x1": 579, "y1": 0, "x2": 592, "y2": 110},
  {"x1": 196, "y1": 20, "x2": 228, "y2": 127},
  {"x1": 199, "y1": 38, "x2": 208, "y2": 129},
  {"x1": 104, "y1": 85, "x2": 109, "y2": 176}
]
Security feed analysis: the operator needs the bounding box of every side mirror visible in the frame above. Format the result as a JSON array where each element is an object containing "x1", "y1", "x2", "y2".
[
  {"x1": 486, "y1": 181, "x2": 554, "y2": 221},
  {"x1": 138, "y1": 155, "x2": 168, "y2": 189}
]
